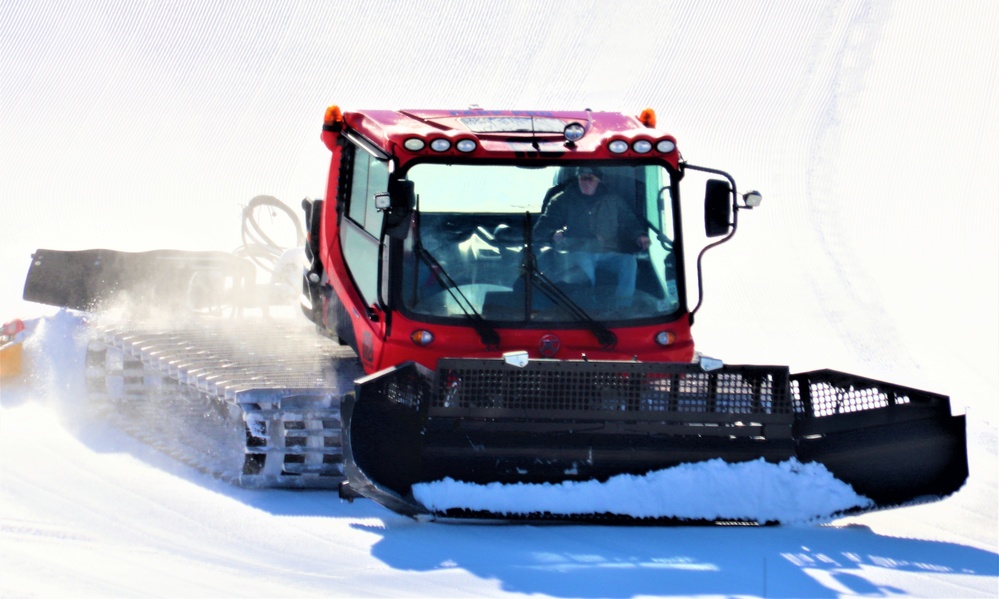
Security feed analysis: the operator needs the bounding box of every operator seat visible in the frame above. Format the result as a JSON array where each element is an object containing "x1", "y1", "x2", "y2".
[{"x1": 540, "y1": 167, "x2": 577, "y2": 214}]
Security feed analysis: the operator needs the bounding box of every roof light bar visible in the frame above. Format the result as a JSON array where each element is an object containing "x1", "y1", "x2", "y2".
[
  {"x1": 403, "y1": 138, "x2": 425, "y2": 151},
  {"x1": 656, "y1": 139, "x2": 676, "y2": 153},
  {"x1": 430, "y1": 139, "x2": 451, "y2": 152},
  {"x1": 608, "y1": 140, "x2": 629, "y2": 153}
]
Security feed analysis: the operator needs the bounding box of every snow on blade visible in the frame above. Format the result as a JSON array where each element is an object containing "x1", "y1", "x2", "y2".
[{"x1": 412, "y1": 458, "x2": 874, "y2": 524}]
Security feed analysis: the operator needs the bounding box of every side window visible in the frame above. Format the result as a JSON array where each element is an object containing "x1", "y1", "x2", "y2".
[
  {"x1": 348, "y1": 151, "x2": 370, "y2": 224},
  {"x1": 341, "y1": 144, "x2": 389, "y2": 307},
  {"x1": 365, "y1": 160, "x2": 388, "y2": 235},
  {"x1": 347, "y1": 149, "x2": 389, "y2": 237}
]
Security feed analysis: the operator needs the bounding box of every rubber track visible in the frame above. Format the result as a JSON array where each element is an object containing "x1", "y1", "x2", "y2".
[{"x1": 85, "y1": 320, "x2": 363, "y2": 489}]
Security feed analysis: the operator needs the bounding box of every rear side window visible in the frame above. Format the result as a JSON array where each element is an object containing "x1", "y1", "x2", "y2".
[
  {"x1": 341, "y1": 144, "x2": 389, "y2": 306},
  {"x1": 347, "y1": 150, "x2": 389, "y2": 236}
]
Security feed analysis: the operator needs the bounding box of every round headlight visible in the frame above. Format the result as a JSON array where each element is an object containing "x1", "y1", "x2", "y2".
[
  {"x1": 403, "y1": 138, "x2": 425, "y2": 151},
  {"x1": 633, "y1": 140, "x2": 653, "y2": 154},
  {"x1": 430, "y1": 139, "x2": 451, "y2": 152},
  {"x1": 608, "y1": 140, "x2": 629, "y2": 154},
  {"x1": 563, "y1": 123, "x2": 585, "y2": 142},
  {"x1": 410, "y1": 329, "x2": 435, "y2": 346},
  {"x1": 455, "y1": 139, "x2": 477, "y2": 152},
  {"x1": 654, "y1": 331, "x2": 676, "y2": 346},
  {"x1": 656, "y1": 139, "x2": 676, "y2": 153}
]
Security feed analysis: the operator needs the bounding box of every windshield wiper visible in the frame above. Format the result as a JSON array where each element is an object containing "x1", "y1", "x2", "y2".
[
  {"x1": 521, "y1": 214, "x2": 618, "y2": 350},
  {"x1": 415, "y1": 243, "x2": 500, "y2": 349},
  {"x1": 648, "y1": 186, "x2": 675, "y2": 250}
]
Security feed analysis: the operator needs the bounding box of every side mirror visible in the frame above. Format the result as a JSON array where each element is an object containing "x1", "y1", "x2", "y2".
[
  {"x1": 383, "y1": 179, "x2": 416, "y2": 239},
  {"x1": 389, "y1": 179, "x2": 416, "y2": 211},
  {"x1": 704, "y1": 179, "x2": 732, "y2": 237}
]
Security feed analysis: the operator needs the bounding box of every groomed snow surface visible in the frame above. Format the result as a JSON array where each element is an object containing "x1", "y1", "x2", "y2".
[{"x1": 2, "y1": 0, "x2": 997, "y2": 597}]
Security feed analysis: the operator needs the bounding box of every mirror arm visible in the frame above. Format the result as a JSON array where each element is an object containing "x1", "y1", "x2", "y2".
[{"x1": 683, "y1": 164, "x2": 740, "y2": 322}]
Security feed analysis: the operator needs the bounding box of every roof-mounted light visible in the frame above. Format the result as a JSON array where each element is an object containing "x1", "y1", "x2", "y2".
[
  {"x1": 430, "y1": 139, "x2": 451, "y2": 152},
  {"x1": 323, "y1": 104, "x2": 343, "y2": 131},
  {"x1": 323, "y1": 104, "x2": 342, "y2": 126},
  {"x1": 608, "y1": 139, "x2": 629, "y2": 154},
  {"x1": 403, "y1": 138, "x2": 425, "y2": 152},
  {"x1": 656, "y1": 139, "x2": 676, "y2": 153},
  {"x1": 639, "y1": 107, "x2": 657, "y2": 128},
  {"x1": 563, "y1": 122, "x2": 585, "y2": 143},
  {"x1": 455, "y1": 139, "x2": 477, "y2": 152},
  {"x1": 633, "y1": 139, "x2": 653, "y2": 154}
]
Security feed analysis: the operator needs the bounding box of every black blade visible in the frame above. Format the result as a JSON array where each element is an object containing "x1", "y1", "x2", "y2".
[
  {"x1": 24, "y1": 248, "x2": 254, "y2": 311},
  {"x1": 343, "y1": 358, "x2": 968, "y2": 522}
]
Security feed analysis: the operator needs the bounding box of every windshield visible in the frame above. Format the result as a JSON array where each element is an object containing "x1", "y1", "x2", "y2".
[{"x1": 398, "y1": 162, "x2": 682, "y2": 325}]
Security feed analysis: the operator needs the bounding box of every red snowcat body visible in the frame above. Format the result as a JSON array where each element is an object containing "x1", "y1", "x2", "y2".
[
  {"x1": 21, "y1": 105, "x2": 967, "y2": 522},
  {"x1": 299, "y1": 106, "x2": 967, "y2": 519}
]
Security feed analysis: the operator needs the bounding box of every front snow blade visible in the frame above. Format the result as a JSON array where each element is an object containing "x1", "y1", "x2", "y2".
[
  {"x1": 342, "y1": 358, "x2": 968, "y2": 522},
  {"x1": 23, "y1": 248, "x2": 255, "y2": 312},
  {"x1": 792, "y1": 369, "x2": 968, "y2": 506},
  {"x1": 340, "y1": 362, "x2": 435, "y2": 517}
]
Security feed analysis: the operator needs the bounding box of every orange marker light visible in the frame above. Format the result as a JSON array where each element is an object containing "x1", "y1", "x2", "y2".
[
  {"x1": 639, "y1": 107, "x2": 657, "y2": 128},
  {"x1": 323, "y1": 104, "x2": 343, "y2": 127},
  {"x1": 654, "y1": 330, "x2": 676, "y2": 346},
  {"x1": 410, "y1": 330, "x2": 434, "y2": 346}
]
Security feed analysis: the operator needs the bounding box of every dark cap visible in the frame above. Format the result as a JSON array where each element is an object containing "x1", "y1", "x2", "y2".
[{"x1": 576, "y1": 166, "x2": 603, "y2": 178}]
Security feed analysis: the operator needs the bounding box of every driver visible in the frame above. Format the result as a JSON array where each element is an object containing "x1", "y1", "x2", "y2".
[{"x1": 534, "y1": 166, "x2": 650, "y2": 307}]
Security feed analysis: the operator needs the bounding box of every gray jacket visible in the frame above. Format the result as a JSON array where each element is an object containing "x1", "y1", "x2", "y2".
[{"x1": 534, "y1": 185, "x2": 645, "y2": 253}]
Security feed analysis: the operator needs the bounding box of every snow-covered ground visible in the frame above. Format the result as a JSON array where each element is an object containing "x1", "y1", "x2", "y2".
[{"x1": 2, "y1": 1, "x2": 996, "y2": 597}]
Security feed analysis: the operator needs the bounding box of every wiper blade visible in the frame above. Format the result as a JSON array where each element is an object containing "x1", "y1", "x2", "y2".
[
  {"x1": 525, "y1": 256, "x2": 618, "y2": 350},
  {"x1": 521, "y1": 213, "x2": 617, "y2": 350},
  {"x1": 416, "y1": 244, "x2": 500, "y2": 348},
  {"x1": 648, "y1": 186, "x2": 675, "y2": 250}
]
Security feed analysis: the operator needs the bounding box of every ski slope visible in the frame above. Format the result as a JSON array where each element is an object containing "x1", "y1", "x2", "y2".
[{"x1": 2, "y1": 1, "x2": 997, "y2": 597}]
